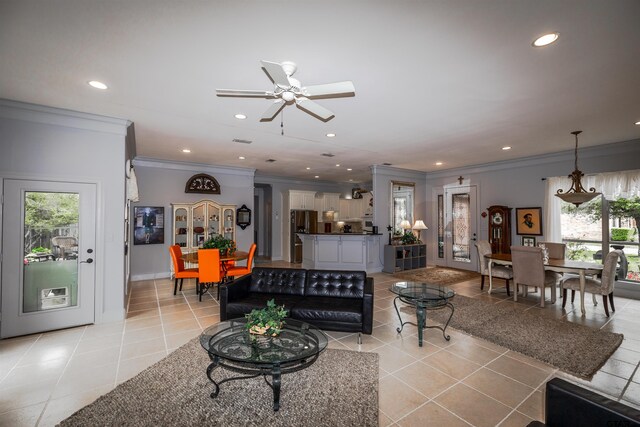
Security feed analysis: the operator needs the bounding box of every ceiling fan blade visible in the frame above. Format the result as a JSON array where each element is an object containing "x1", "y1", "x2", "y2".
[
  {"x1": 260, "y1": 60, "x2": 291, "y2": 88},
  {"x1": 295, "y1": 97, "x2": 334, "y2": 121},
  {"x1": 260, "y1": 99, "x2": 286, "y2": 121},
  {"x1": 216, "y1": 89, "x2": 275, "y2": 97},
  {"x1": 301, "y1": 81, "x2": 355, "y2": 98}
]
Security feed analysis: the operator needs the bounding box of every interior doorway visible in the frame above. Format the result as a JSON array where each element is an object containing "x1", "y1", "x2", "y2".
[{"x1": 254, "y1": 183, "x2": 272, "y2": 259}]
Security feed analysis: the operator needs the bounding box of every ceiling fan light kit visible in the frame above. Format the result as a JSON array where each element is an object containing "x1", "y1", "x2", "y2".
[
  {"x1": 216, "y1": 60, "x2": 355, "y2": 122},
  {"x1": 555, "y1": 130, "x2": 601, "y2": 206}
]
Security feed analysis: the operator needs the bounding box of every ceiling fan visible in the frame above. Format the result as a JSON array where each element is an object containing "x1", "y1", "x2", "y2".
[{"x1": 216, "y1": 60, "x2": 355, "y2": 122}]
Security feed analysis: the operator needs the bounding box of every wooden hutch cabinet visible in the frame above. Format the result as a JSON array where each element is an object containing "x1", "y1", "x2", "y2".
[
  {"x1": 487, "y1": 205, "x2": 511, "y2": 254},
  {"x1": 172, "y1": 200, "x2": 236, "y2": 253}
]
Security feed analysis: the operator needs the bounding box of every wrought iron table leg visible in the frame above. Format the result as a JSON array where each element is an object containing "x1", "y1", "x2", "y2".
[
  {"x1": 393, "y1": 296, "x2": 409, "y2": 333},
  {"x1": 421, "y1": 302, "x2": 454, "y2": 341},
  {"x1": 206, "y1": 357, "x2": 262, "y2": 400},
  {"x1": 264, "y1": 364, "x2": 282, "y2": 411},
  {"x1": 416, "y1": 305, "x2": 425, "y2": 347}
]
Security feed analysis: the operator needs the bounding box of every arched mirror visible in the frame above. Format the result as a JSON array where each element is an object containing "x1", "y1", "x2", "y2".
[{"x1": 391, "y1": 182, "x2": 415, "y2": 238}]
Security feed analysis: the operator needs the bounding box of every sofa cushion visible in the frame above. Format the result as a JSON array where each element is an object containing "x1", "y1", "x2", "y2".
[
  {"x1": 290, "y1": 296, "x2": 363, "y2": 324},
  {"x1": 225, "y1": 293, "x2": 302, "y2": 319},
  {"x1": 248, "y1": 268, "x2": 307, "y2": 296},
  {"x1": 305, "y1": 270, "x2": 366, "y2": 298}
]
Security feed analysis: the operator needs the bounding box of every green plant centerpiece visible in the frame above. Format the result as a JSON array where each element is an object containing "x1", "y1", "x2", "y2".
[
  {"x1": 202, "y1": 234, "x2": 236, "y2": 256},
  {"x1": 245, "y1": 299, "x2": 288, "y2": 336},
  {"x1": 400, "y1": 231, "x2": 419, "y2": 245}
]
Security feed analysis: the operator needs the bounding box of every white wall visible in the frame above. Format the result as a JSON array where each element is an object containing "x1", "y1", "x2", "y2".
[
  {"x1": 423, "y1": 139, "x2": 640, "y2": 265},
  {"x1": 130, "y1": 158, "x2": 255, "y2": 280},
  {"x1": 0, "y1": 99, "x2": 129, "y2": 323}
]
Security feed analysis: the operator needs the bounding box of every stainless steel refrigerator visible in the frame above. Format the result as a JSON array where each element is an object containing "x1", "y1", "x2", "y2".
[{"x1": 290, "y1": 210, "x2": 318, "y2": 263}]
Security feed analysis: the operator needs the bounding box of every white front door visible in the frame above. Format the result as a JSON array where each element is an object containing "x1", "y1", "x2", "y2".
[
  {"x1": 1, "y1": 179, "x2": 96, "y2": 338},
  {"x1": 444, "y1": 185, "x2": 478, "y2": 271}
]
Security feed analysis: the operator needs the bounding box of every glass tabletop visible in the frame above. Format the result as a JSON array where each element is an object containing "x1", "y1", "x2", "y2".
[
  {"x1": 200, "y1": 318, "x2": 328, "y2": 365},
  {"x1": 390, "y1": 281, "x2": 455, "y2": 303}
]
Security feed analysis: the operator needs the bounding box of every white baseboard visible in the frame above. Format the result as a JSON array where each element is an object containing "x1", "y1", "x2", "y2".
[{"x1": 130, "y1": 272, "x2": 172, "y2": 281}]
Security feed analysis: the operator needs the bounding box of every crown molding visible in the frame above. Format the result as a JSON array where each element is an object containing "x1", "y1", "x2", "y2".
[
  {"x1": 0, "y1": 98, "x2": 130, "y2": 135},
  {"x1": 133, "y1": 156, "x2": 256, "y2": 177},
  {"x1": 425, "y1": 139, "x2": 640, "y2": 179}
]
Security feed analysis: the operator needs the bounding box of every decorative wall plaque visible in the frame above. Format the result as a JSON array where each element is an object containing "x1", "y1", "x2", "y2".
[{"x1": 185, "y1": 173, "x2": 221, "y2": 194}]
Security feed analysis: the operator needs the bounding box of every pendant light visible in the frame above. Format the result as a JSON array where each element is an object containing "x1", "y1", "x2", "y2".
[{"x1": 555, "y1": 131, "x2": 601, "y2": 206}]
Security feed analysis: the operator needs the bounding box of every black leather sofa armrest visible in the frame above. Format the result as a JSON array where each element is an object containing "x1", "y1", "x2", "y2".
[
  {"x1": 362, "y1": 277, "x2": 374, "y2": 335},
  {"x1": 220, "y1": 275, "x2": 251, "y2": 321},
  {"x1": 528, "y1": 377, "x2": 640, "y2": 427}
]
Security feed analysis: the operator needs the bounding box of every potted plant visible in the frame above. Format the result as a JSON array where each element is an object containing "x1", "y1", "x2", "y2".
[
  {"x1": 245, "y1": 299, "x2": 288, "y2": 336},
  {"x1": 202, "y1": 234, "x2": 236, "y2": 256},
  {"x1": 400, "y1": 231, "x2": 419, "y2": 245}
]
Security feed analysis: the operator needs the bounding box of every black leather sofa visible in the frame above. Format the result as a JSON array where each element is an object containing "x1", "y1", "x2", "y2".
[
  {"x1": 220, "y1": 267, "x2": 374, "y2": 338},
  {"x1": 527, "y1": 378, "x2": 640, "y2": 426}
]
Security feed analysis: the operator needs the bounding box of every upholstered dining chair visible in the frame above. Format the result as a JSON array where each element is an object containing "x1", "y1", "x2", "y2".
[
  {"x1": 561, "y1": 250, "x2": 621, "y2": 317},
  {"x1": 169, "y1": 245, "x2": 199, "y2": 295},
  {"x1": 510, "y1": 245, "x2": 558, "y2": 307},
  {"x1": 475, "y1": 241, "x2": 512, "y2": 296},
  {"x1": 226, "y1": 243, "x2": 257, "y2": 280},
  {"x1": 538, "y1": 242, "x2": 566, "y2": 260},
  {"x1": 198, "y1": 248, "x2": 223, "y2": 301}
]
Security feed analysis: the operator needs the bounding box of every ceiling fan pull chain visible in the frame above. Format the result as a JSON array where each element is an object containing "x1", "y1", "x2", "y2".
[{"x1": 281, "y1": 110, "x2": 284, "y2": 136}]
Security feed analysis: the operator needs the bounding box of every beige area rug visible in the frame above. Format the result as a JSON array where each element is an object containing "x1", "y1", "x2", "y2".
[
  {"x1": 425, "y1": 294, "x2": 623, "y2": 379},
  {"x1": 59, "y1": 341, "x2": 378, "y2": 427},
  {"x1": 393, "y1": 266, "x2": 480, "y2": 286}
]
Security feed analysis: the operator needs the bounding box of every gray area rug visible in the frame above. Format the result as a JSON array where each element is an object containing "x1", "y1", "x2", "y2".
[
  {"x1": 426, "y1": 294, "x2": 623, "y2": 379},
  {"x1": 59, "y1": 340, "x2": 378, "y2": 427},
  {"x1": 394, "y1": 266, "x2": 480, "y2": 286}
]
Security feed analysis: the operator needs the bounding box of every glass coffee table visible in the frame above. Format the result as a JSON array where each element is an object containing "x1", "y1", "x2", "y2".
[
  {"x1": 390, "y1": 281, "x2": 455, "y2": 347},
  {"x1": 200, "y1": 318, "x2": 328, "y2": 411}
]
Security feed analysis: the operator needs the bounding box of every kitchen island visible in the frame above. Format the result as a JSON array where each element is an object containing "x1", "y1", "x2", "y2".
[{"x1": 297, "y1": 233, "x2": 383, "y2": 273}]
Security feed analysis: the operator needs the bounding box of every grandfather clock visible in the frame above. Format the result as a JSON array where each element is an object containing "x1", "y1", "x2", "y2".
[{"x1": 487, "y1": 205, "x2": 511, "y2": 254}]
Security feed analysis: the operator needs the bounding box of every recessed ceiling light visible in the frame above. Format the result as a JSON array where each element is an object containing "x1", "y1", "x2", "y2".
[
  {"x1": 88, "y1": 80, "x2": 108, "y2": 90},
  {"x1": 635, "y1": 121, "x2": 640, "y2": 125},
  {"x1": 238, "y1": 156, "x2": 245, "y2": 160},
  {"x1": 306, "y1": 167, "x2": 311, "y2": 170},
  {"x1": 314, "y1": 175, "x2": 319, "y2": 179},
  {"x1": 335, "y1": 164, "x2": 340, "y2": 167},
  {"x1": 435, "y1": 162, "x2": 443, "y2": 166},
  {"x1": 349, "y1": 179, "x2": 353, "y2": 182},
  {"x1": 502, "y1": 146, "x2": 512, "y2": 150},
  {"x1": 326, "y1": 133, "x2": 336, "y2": 138},
  {"x1": 182, "y1": 149, "x2": 191, "y2": 153},
  {"x1": 532, "y1": 32, "x2": 559, "y2": 47},
  {"x1": 234, "y1": 114, "x2": 247, "y2": 120},
  {"x1": 347, "y1": 168, "x2": 352, "y2": 171}
]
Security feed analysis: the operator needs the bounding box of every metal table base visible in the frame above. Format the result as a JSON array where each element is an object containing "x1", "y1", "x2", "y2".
[{"x1": 393, "y1": 296, "x2": 454, "y2": 347}]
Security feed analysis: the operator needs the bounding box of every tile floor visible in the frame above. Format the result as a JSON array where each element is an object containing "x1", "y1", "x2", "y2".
[{"x1": 1, "y1": 263, "x2": 640, "y2": 426}]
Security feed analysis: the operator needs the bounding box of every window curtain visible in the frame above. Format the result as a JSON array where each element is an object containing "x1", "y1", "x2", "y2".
[{"x1": 544, "y1": 169, "x2": 640, "y2": 242}]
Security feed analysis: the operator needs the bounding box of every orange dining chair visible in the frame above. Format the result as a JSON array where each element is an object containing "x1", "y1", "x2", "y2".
[
  {"x1": 198, "y1": 248, "x2": 223, "y2": 301},
  {"x1": 169, "y1": 245, "x2": 199, "y2": 295},
  {"x1": 226, "y1": 243, "x2": 257, "y2": 280}
]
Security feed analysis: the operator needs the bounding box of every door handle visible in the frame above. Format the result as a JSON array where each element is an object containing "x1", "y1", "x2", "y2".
[{"x1": 80, "y1": 258, "x2": 94, "y2": 264}]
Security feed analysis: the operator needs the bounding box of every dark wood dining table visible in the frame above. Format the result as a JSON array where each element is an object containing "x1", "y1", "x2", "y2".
[{"x1": 486, "y1": 253, "x2": 603, "y2": 315}]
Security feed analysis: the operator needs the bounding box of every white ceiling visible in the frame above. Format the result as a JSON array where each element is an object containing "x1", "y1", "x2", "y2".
[{"x1": 1, "y1": 0, "x2": 639, "y2": 184}]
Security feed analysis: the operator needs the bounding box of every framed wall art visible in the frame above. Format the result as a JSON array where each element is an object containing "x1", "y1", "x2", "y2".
[
  {"x1": 522, "y1": 236, "x2": 536, "y2": 247},
  {"x1": 133, "y1": 206, "x2": 165, "y2": 245},
  {"x1": 516, "y1": 207, "x2": 542, "y2": 236}
]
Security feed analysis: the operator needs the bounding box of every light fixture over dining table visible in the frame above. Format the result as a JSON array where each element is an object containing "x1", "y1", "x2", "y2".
[{"x1": 555, "y1": 130, "x2": 601, "y2": 207}]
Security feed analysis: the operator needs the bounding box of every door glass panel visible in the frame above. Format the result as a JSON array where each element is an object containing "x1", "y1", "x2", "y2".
[
  {"x1": 23, "y1": 192, "x2": 79, "y2": 313},
  {"x1": 451, "y1": 193, "x2": 470, "y2": 263},
  {"x1": 192, "y1": 204, "x2": 205, "y2": 247},
  {"x1": 437, "y1": 194, "x2": 444, "y2": 259}
]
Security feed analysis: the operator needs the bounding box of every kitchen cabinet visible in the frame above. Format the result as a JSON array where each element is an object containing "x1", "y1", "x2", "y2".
[
  {"x1": 288, "y1": 190, "x2": 316, "y2": 210},
  {"x1": 339, "y1": 198, "x2": 365, "y2": 219},
  {"x1": 322, "y1": 193, "x2": 340, "y2": 212},
  {"x1": 172, "y1": 199, "x2": 236, "y2": 253}
]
